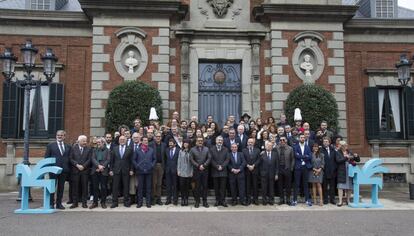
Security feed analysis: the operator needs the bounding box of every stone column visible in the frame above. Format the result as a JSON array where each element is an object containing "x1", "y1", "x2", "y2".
[
  {"x1": 328, "y1": 31, "x2": 347, "y2": 138},
  {"x1": 250, "y1": 38, "x2": 261, "y2": 118},
  {"x1": 90, "y1": 26, "x2": 111, "y2": 137},
  {"x1": 180, "y1": 36, "x2": 191, "y2": 120},
  {"x1": 270, "y1": 30, "x2": 289, "y2": 118}
]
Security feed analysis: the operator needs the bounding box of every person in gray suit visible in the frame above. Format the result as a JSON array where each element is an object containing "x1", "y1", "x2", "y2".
[
  {"x1": 260, "y1": 141, "x2": 279, "y2": 205},
  {"x1": 274, "y1": 135, "x2": 295, "y2": 205},
  {"x1": 190, "y1": 137, "x2": 211, "y2": 208},
  {"x1": 210, "y1": 136, "x2": 230, "y2": 207},
  {"x1": 89, "y1": 137, "x2": 111, "y2": 209}
]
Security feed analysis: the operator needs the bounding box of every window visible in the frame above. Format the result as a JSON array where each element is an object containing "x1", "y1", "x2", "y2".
[
  {"x1": 365, "y1": 86, "x2": 414, "y2": 140},
  {"x1": 1, "y1": 82, "x2": 64, "y2": 139},
  {"x1": 379, "y1": 88, "x2": 401, "y2": 134},
  {"x1": 375, "y1": 0, "x2": 394, "y2": 18},
  {"x1": 30, "y1": 0, "x2": 51, "y2": 10}
]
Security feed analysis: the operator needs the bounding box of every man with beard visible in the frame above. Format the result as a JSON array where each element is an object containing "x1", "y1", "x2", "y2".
[{"x1": 210, "y1": 136, "x2": 230, "y2": 207}]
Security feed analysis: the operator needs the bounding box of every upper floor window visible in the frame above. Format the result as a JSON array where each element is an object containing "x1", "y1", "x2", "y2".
[{"x1": 30, "y1": 0, "x2": 51, "y2": 10}]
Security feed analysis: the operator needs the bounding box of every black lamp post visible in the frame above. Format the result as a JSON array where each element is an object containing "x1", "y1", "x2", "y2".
[
  {"x1": 395, "y1": 53, "x2": 413, "y2": 87},
  {"x1": 0, "y1": 40, "x2": 58, "y2": 199}
]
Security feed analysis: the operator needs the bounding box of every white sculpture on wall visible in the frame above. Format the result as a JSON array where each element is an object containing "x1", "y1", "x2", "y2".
[
  {"x1": 300, "y1": 54, "x2": 313, "y2": 77},
  {"x1": 114, "y1": 27, "x2": 148, "y2": 81},
  {"x1": 292, "y1": 31, "x2": 325, "y2": 84},
  {"x1": 125, "y1": 51, "x2": 139, "y2": 74}
]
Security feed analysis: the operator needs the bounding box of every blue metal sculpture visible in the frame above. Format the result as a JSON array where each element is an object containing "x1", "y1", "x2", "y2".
[
  {"x1": 15, "y1": 158, "x2": 62, "y2": 214},
  {"x1": 348, "y1": 158, "x2": 389, "y2": 208}
]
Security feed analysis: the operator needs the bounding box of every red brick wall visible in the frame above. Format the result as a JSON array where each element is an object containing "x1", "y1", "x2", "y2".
[
  {"x1": 344, "y1": 42, "x2": 414, "y2": 156},
  {"x1": 379, "y1": 148, "x2": 409, "y2": 157},
  {"x1": 0, "y1": 35, "x2": 92, "y2": 157}
]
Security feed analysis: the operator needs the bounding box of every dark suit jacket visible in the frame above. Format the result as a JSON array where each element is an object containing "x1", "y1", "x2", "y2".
[
  {"x1": 242, "y1": 147, "x2": 261, "y2": 174},
  {"x1": 163, "y1": 146, "x2": 180, "y2": 173},
  {"x1": 133, "y1": 147, "x2": 156, "y2": 174},
  {"x1": 69, "y1": 144, "x2": 92, "y2": 175},
  {"x1": 150, "y1": 141, "x2": 167, "y2": 165},
  {"x1": 210, "y1": 146, "x2": 230, "y2": 178},
  {"x1": 259, "y1": 150, "x2": 279, "y2": 177},
  {"x1": 110, "y1": 145, "x2": 133, "y2": 175},
  {"x1": 44, "y1": 141, "x2": 72, "y2": 173},
  {"x1": 228, "y1": 151, "x2": 246, "y2": 173},
  {"x1": 304, "y1": 139, "x2": 315, "y2": 150},
  {"x1": 321, "y1": 145, "x2": 337, "y2": 179},
  {"x1": 223, "y1": 137, "x2": 241, "y2": 152},
  {"x1": 293, "y1": 143, "x2": 312, "y2": 170},
  {"x1": 90, "y1": 147, "x2": 111, "y2": 176},
  {"x1": 189, "y1": 146, "x2": 211, "y2": 170},
  {"x1": 237, "y1": 134, "x2": 248, "y2": 151}
]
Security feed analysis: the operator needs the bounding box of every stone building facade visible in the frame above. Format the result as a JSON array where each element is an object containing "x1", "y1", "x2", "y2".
[{"x1": 0, "y1": 0, "x2": 413, "y2": 189}]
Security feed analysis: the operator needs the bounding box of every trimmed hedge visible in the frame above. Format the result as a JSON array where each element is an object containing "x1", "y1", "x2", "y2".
[
  {"x1": 105, "y1": 81, "x2": 163, "y2": 133},
  {"x1": 285, "y1": 84, "x2": 339, "y2": 131}
]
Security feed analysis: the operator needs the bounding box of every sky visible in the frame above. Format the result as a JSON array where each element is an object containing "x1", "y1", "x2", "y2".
[{"x1": 399, "y1": 0, "x2": 414, "y2": 10}]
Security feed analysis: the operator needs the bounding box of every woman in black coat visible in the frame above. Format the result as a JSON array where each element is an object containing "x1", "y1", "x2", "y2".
[{"x1": 335, "y1": 140, "x2": 360, "y2": 206}]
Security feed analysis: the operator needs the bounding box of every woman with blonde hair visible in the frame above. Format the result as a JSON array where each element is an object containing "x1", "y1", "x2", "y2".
[{"x1": 335, "y1": 140, "x2": 360, "y2": 206}]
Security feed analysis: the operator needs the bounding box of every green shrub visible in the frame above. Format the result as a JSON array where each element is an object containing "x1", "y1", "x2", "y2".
[
  {"x1": 285, "y1": 84, "x2": 339, "y2": 132},
  {"x1": 105, "y1": 81, "x2": 163, "y2": 133}
]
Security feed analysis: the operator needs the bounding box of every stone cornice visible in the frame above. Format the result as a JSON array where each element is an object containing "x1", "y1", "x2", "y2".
[
  {"x1": 79, "y1": 0, "x2": 188, "y2": 19},
  {"x1": 345, "y1": 18, "x2": 414, "y2": 30},
  {"x1": 0, "y1": 9, "x2": 90, "y2": 27},
  {"x1": 174, "y1": 29, "x2": 267, "y2": 39},
  {"x1": 253, "y1": 3, "x2": 358, "y2": 23}
]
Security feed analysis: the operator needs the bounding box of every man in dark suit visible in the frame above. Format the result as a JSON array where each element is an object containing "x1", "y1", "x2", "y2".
[
  {"x1": 109, "y1": 135, "x2": 134, "y2": 208},
  {"x1": 321, "y1": 137, "x2": 337, "y2": 205},
  {"x1": 228, "y1": 143, "x2": 247, "y2": 206},
  {"x1": 223, "y1": 128, "x2": 240, "y2": 152},
  {"x1": 104, "y1": 132, "x2": 115, "y2": 151},
  {"x1": 210, "y1": 136, "x2": 230, "y2": 207},
  {"x1": 243, "y1": 138, "x2": 261, "y2": 205},
  {"x1": 190, "y1": 137, "x2": 211, "y2": 208},
  {"x1": 260, "y1": 141, "x2": 279, "y2": 205},
  {"x1": 133, "y1": 136, "x2": 156, "y2": 208},
  {"x1": 236, "y1": 125, "x2": 248, "y2": 152},
  {"x1": 149, "y1": 131, "x2": 166, "y2": 205},
  {"x1": 304, "y1": 129, "x2": 315, "y2": 148},
  {"x1": 164, "y1": 138, "x2": 180, "y2": 205},
  {"x1": 69, "y1": 135, "x2": 92, "y2": 209},
  {"x1": 44, "y1": 130, "x2": 72, "y2": 209},
  {"x1": 274, "y1": 136, "x2": 295, "y2": 205},
  {"x1": 292, "y1": 134, "x2": 312, "y2": 206}
]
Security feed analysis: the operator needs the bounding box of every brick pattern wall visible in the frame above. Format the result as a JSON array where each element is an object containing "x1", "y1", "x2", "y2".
[{"x1": 0, "y1": 35, "x2": 92, "y2": 157}]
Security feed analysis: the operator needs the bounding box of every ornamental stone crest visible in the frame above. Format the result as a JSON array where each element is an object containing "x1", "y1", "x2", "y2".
[{"x1": 207, "y1": 0, "x2": 234, "y2": 18}]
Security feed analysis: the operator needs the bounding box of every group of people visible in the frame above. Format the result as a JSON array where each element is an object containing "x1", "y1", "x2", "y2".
[{"x1": 45, "y1": 111, "x2": 360, "y2": 210}]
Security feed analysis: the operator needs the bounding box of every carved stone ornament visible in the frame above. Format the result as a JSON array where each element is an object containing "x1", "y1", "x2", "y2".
[
  {"x1": 114, "y1": 27, "x2": 149, "y2": 81},
  {"x1": 207, "y1": 0, "x2": 234, "y2": 18},
  {"x1": 292, "y1": 31, "x2": 325, "y2": 84}
]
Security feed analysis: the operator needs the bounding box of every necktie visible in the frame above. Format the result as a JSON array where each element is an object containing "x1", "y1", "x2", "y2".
[
  {"x1": 249, "y1": 148, "x2": 252, "y2": 155},
  {"x1": 268, "y1": 152, "x2": 271, "y2": 161},
  {"x1": 234, "y1": 153, "x2": 237, "y2": 163},
  {"x1": 80, "y1": 147, "x2": 83, "y2": 155},
  {"x1": 120, "y1": 146, "x2": 124, "y2": 158},
  {"x1": 59, "y1": 142, "x2": 64, "y2": 155},
  {"x1": 135, "y1": 144, "x2": 138, "y2": 152},
  {"x1": 170, "y1": 149, "x2": 174, "y2": 159}
]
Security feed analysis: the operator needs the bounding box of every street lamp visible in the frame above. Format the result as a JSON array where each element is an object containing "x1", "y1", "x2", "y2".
[
  {"x1": 395, "y1": 53, "x2": 413, "y2": 87},
  {"x1": 0, "y1": 40, "x2": 58, "y2": 199}
]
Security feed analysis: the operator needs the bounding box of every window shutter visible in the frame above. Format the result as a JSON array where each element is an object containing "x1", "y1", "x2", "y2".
[
  {"x1": 1, "y1": 82, "x2": 21, "y2": 138},
  {"x1": 364, "y1": 87, "x2": 380, "y2": 140},
  {"x1": 48, "y1": 83, "x2": 64, "y2": 138},
  {"x1": 405, "y1": 87, "x2": 414, "y2": 139}
]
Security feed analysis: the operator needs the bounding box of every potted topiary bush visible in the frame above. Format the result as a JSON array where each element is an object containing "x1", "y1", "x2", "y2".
[
  {"x1": 285, "y1": 84, "x2": 339, "y2": 132},
  {"x1": 105, "y1": 81, "x2": 163, "y2": 133}
]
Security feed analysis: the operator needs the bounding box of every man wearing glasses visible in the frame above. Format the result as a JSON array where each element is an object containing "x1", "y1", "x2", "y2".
[
  {"x1": 275, "y1": 136, "x2": 295, "y2": 205},
  {"x1": 190, "y1": 137, "x2": 211, "y2": 208}
]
